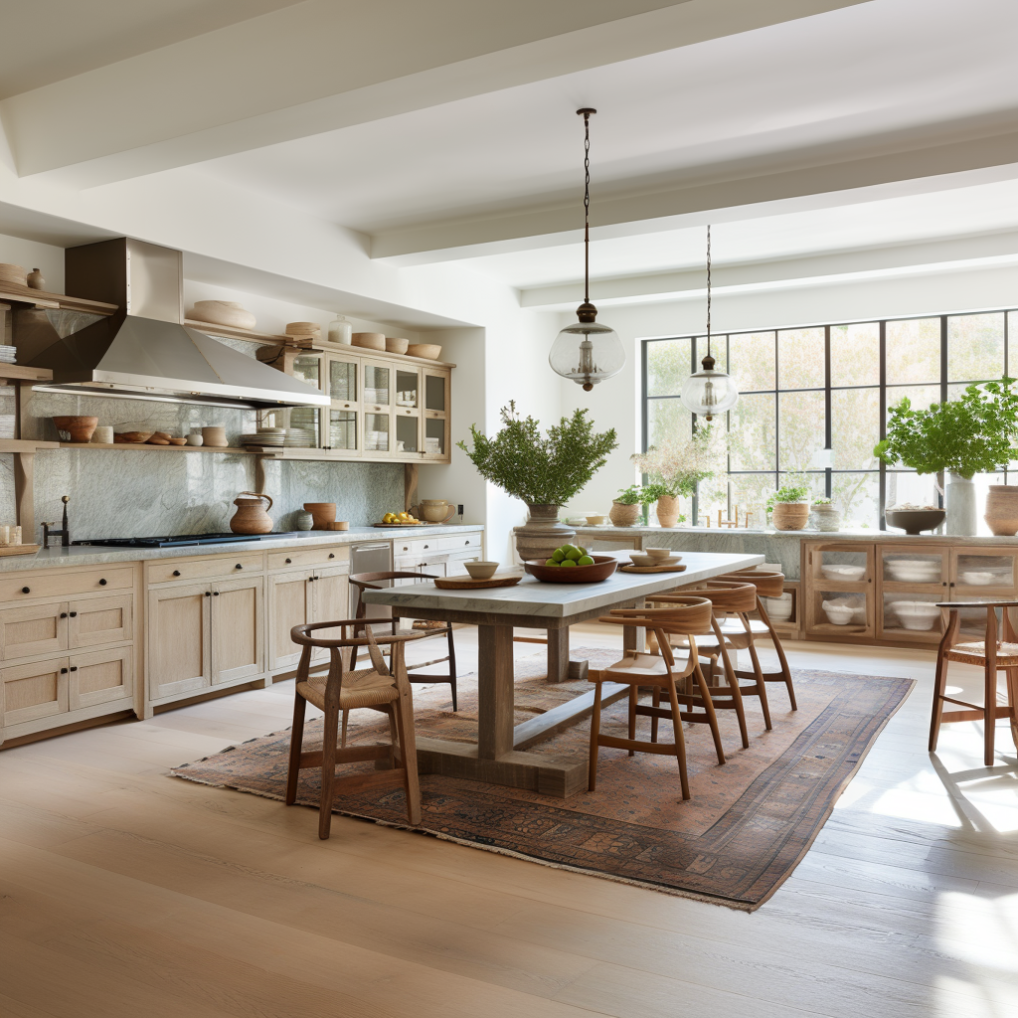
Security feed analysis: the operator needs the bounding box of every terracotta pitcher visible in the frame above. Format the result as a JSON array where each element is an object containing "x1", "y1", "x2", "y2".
[
  {"x1": 413, "y1": 499, "x2": 456, "y2": 523},
  {"x1": 230, "y1": 491, "x2": 274, "y2": 535}
]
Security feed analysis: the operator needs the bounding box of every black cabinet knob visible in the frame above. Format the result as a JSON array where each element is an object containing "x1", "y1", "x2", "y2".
[
  {"x1": 235, "y1": 563, "x2": 242, "y2": 569},
  {"x1": 285, "y1": 557, "x2": 292, "y2": 564},
  {"x1": 60, "y1": 612, "x2": 68, "y2": 619},
  {"x1": 60, "y1": 667, "x2": 68, "y2": 674},
  {"x1": 328, "y1": 553, "x2": 335, "y2": 559},
  {"x1": 69, "y1": 666, "x2": 78, "y2": 672},
  {"x1": 173, "y1": 570, "x2": 181, "y2": 576},
  {"x1": 423, "y1": 545, "x2": 429, "y2": 550},
  {"x1": 205, "y1": 591, "x2": 212, "y2": 597},
  {"x1": 21, "y1": 586, "x2": 29, "y2": 594},
  {"x1": 99, "y1": 578, "x2": 107, "y2": 586},
  {"x1": 213, "y1": 591, "x2": 219, "y2": 596},
  {"x1": 69, "y1": 611, "x2": 77, "y2": 618}
]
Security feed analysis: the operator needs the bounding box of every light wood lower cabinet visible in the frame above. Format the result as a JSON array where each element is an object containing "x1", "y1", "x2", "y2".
[
  {"x1": 212, "y1": 576, "x2": 264, "y2": 685},
  {"x1": 266, "y1": 563, "x2": 350, "y2": 670}
]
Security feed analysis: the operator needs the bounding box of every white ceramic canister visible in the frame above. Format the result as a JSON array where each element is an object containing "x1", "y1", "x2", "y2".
[
  {"x1": 92, "y1": 426, "x2": 114, "y2": 444},
  {"x1": 328, "y1": 315, "x2": 353, "y2": 345},
  {"x1": 187, "y1": 429, "x2": 204, "y2": 447}
]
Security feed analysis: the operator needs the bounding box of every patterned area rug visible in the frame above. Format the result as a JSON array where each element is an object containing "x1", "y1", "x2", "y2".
[{"x1": 171, "y1": 651, "x2": 913, "y2": 910}]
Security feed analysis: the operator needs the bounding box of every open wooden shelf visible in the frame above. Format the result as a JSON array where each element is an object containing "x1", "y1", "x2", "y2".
[
  {"x1": 0, "y1": 439, "x2": 60, "y2": 453},
  {"x1": 0, "y1": 365, "x2": 53, "y2": 383},
  {"x1": 184, "y1": 319, "x2": 304, "y2": 348},
  {"x1": 59, "y1": 442, "x2": 255, "y2": 454},
  {"x1": 0, "y1": 284, "x2": 117, "y2": 316}
]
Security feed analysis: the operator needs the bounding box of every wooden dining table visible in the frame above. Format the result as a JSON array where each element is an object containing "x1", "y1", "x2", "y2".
[{"x1": 362, "y1": 550, "x2": 763, "y2": 797}]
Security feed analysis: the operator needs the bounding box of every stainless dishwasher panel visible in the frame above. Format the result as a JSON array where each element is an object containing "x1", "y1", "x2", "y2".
[{"x1": 349, "y1": 541, "x2": 393, "y2": 620}]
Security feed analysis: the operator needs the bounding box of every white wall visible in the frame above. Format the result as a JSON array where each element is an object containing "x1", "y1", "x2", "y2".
[
  {"x1": 0, "y1": 230, "x2": 64, "y2": 292},
  {"x1": 560, "y1": 261, "x2": 1018, "y2": 516}
]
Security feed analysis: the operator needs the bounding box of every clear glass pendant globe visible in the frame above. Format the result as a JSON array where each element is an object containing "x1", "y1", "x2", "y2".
[
  {"x1": 680, "y1": 366, "x2": 739, "y2": 420},
  {"x1": 549, "y1": 320, "x2": 625, "y2": 391}
]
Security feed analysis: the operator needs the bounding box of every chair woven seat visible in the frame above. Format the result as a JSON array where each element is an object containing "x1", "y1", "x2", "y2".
[
  {"x1": 297, "y1": 667, "x2": 400, "y2": 711},
  {"x1": 947, "y1": 641, "x2": 1018, "y2": 666}
]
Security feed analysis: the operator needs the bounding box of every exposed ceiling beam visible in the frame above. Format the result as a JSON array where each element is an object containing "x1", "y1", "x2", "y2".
[
  {"x1": 0, "y1": 0, "x2": 873, "y2": 186},
  {"x1": 519, "y1": 228, "x2": 1018, "y2": 308}
]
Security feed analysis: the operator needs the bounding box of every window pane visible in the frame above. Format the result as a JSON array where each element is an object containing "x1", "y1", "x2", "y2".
[
  {"x1": 831, "y1": 322, "x2": 879, "y2": 387},
  {"x1": 886, "y1": 383, "x2": 940, "y2": 415},
  {"x1": 831, "y1": 473, "x2": 880, "y2": 528},
  {"x1": 646, "y1": 339, "x2": 691, "y2": 396},
  {"x1": 948, "y1": 313, "x2": 1004, "y2": 383},
  {"x1": 729, "y1": 331, "x2": 775, "y2": 392},
  {"x1": 778, "y1": 472, "x2": 826, "y2": 500},
  {"x1": 779, "y1": 390, "x2": 825, "y2": 472},
  {"x1": 886, "y1": 318, "x2": 940, "y2": 384},
  {"x1": 778, "y1": 327, "x2": 824, "y2": 390},
  {"x1": 730, "y1": 474, "x2": 776, "y2": 525},
  {"x1": 1011, "y1": 312, "x2": 1018, "y2": 376},
  {"x1": 831, "y1": 387, "x2": 879, "y2": 470},
  {"x1": 728, "y1": 393, "x2": 775, "y2": 470},
  {"x1": 646, "y1": 398, "x2": 691, "y2": 451},
  {"x1": 695, "y1": 336, "x2": 727, "y2": 373},
  {"x1": 886, "y1": 471, "x2": 939, "y2": 509}
]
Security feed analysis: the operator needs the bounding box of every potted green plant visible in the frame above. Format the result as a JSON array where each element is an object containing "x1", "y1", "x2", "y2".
[
  {"x1": 873, "y1": 379, "x2": 1018, "y2": 536},
  {"x1": 767, "y1": 484, "x2": 811, "y2": 531},
  {"x1": 610, "y1": 484, "x2": 644, "y2": 527},
  {"x1": 808, "y1": 496, "x2": 840, "y2": 533},
  {"x1": 631, "y1": 426, "x2": 725, "y2": 528},
  {"x1": 458, "y1": 401, "x2": 618, "y2": 558}
]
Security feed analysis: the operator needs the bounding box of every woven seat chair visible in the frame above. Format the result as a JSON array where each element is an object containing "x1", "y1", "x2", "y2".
[
  {"x1": 647, "y1": 579, "x2": 773, "y2": 746},
  {"x1": 930, "y1": 599, "x2": 1018, "y2": 765},
  {"x1": 285, "y1": 620, "x2": 424, "y2": 840},
  {"x1": 589, "y1": 597, "x2": 726, "y2": 801}
]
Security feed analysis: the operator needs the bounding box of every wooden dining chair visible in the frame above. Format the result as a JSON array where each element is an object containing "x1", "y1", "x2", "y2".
[
  {"x1": 930, "y1": 599, "x2": 1018, "y2": 765},
  {"x1": 285, "y1": 620, "x2": 424, "y2": 840},
  {"x1": 590, "y1": 597, "x2": 726, "y2": 801}
]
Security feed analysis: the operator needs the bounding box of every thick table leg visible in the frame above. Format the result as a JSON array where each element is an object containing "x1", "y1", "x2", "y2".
[
  {"x1": 624, "y1": 598, "x2": 647, "y2": 655},
  {"x1": 547, "y1": 627, "x2": 570, "y2": 683},
  {"x1": 477, "y1": 624, "x2": 514, "y2": 759}
]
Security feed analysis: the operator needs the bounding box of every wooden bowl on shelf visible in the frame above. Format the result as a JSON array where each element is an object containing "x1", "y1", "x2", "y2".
[
  {"x1": 189, "y1": 300, "x2": 257, "y2": 331},
  {"x1": 524, "y1": 555, "x2": 618, "y2": 583},
  {"x1": 0, "y1": 263, "x2": 28, "y2": 287},
  {"x1": 385, "y1": 337, "x2": 410, "y2": 354},
  {"x1": 114, "y1": 430, "x2": 154, "y2": 444},
  {"x1": 52, "y1": 415, "x2": 98, "y2": 442},
  {"x1": 352, "y1": 332, "x2": 386, "y2": 351},
  {"x1": 407, "y1": 343, "x2": 442, "y2": 360}
]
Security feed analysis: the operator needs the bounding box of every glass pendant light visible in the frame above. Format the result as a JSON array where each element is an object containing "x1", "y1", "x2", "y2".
[
  {"x1": 680, "y1": 225, "x2": 739, "y2": 421},
  {"x1": 549, "y1": 108, "x2": 625, "y2": 392}
]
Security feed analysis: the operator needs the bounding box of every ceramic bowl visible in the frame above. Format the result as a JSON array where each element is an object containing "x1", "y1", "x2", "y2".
[
  {"x1": 821, "y1": 602, "x2": 855, "y2": 625},
  {"x1": 525, "y1": 555, "x2": 618, "y2": 583},
  {"x1": 407, "y1": 343, "x2": 442, "y2": 360},
  {"x1": 890, "y1": 601, "x2": 941, "y2": 631},
  {"x1": 960, "y1": 571, "x2": 995, "y2": 586},
  {"x1": 887, "y1": 559, "x2": 941, "y2": 582},
  {"x1": 0, "y1": 263, "x2": 28, "y2": 287},
  {"x1": 885, "y1": 509, "x2": 946, "y2": 535},
  {"x1": 821, "y1": 564, "x2": 866, "y2": 581},
  {"x1": 629, "y1": 552, "x2": 680, "y2": 567},
  {"x1": 465, "y1": 560, "x2": 499, "y2": 580},
  {"x1": 190, "y1": 300, "x2": 257, "y2": 331},
  {"x1": 764, "y1": 594, "x2": 794, "y2": 621},
  {"x1": 114, "y1": 430, "x2": 154, "y2": 444},
  {"x1": 352, "y1": 332, "x2": 386, "y2": 351},
  {"x1": 52, "y1": 415, "x2": 98, "y2": 443},
  {"x1": 645, "y1": 547, "x2": 673, "y2": 561},
  {"x1": 585, "y1": 514, "x2": 606, "y2": 526},
  {"x1": 285, "y1": 321, "x2": 321, "y2": 336},
  {"x1": 385, "y1": 337, "x2": 410, "y2": 354},
  {"x1": 303, "y1": 502, "x2": 336, "y2": 528}
]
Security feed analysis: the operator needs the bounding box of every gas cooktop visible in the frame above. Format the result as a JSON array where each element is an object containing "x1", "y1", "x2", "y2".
[{"x1": 73, "y1": 532, "x2": 315, "y2": 548}]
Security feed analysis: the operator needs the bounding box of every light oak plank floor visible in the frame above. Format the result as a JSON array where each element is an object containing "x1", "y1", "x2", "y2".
[{"x1": 1, "y1": 627, "x2": 1016, "y2": 1018}]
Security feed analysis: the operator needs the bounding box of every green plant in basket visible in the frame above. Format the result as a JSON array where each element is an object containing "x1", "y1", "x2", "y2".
[
  {"x1": 614, "y1": 484, "x2": 644, "y2": 505},
  {"x1": 766, "y1": 485, "x2": 810, "y2": 508}
]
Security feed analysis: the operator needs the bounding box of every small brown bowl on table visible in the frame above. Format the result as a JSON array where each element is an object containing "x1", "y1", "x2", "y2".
[{"x1": 524, "y1": 555, "x2": 618, "y2": 583}]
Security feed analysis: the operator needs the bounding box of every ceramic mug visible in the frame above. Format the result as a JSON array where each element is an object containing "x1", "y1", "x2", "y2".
[{"x1": 92, "y1": 426, "x2": 114, "y2": 444}]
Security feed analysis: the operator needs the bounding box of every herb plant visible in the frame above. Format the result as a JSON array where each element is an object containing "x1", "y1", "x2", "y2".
[
  {"x1": 873, "y1": 379, "x2": 1018, "y2": 479},
  {"x1": 767, "y1": 485, "x2": 810, "y2": 506},
  {"x1": 812, "y1": 497, "x2": 832, "y2": 505},
  {"x1": 613, "y1": 484, "x2": 644, "y2": 505},
  {"x1": 458, "y1": 402, "x2": 618, "y2": 505}
]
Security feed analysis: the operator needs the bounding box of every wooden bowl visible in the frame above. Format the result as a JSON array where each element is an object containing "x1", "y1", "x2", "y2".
[
  {"x1": 303, "y1": 502, "x2": 336, "y2": 528},
  {"x1": 114, "y1": 430, "x2": 153, "y2": 444},
  {"x1": 352, "y1": 332, "x2": 386, "y2": 351},
  {"x1": 465, "y1": 560, "x2": 499, "y2": 580},
  {"x1": 52, "y1": 415, "x2": 98, "y2": 442},
  {"x1": 407, "y1": 343, "x2": 442, "y2": 360},
  {"x1": 385, "y1": 337, "x2": 409, "y2": 354},
  {"x1": 0, "y1": 263, "x2": 28, "y2": 287},
  {"x1": 286, "y1": 321, "x2": 321, "y2": 336},
  {"x1": 524, "y1": 555, "x2": 618, "y2": 583},
  {"x1": 189, "y1": 301, "x2": 257, "y2": 331}
]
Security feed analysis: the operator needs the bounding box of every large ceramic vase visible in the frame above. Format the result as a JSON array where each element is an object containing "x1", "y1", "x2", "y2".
[
  {"x1": 945, "y1": 472, "x2": 977, "y2": 536},
  {"x1": 655, "y1": 494, "x2": 682, "y2": 528},
  {"x1": 514, "y1": 503, "x2": 575, "y2": 561},
  {"x1": 609, "y1": 501, "x2": 641, "y2": 527},
  {"x1": 771, "y1": 502, "x2": 811, "y2": 531},
  {"x1": 984, "y1": 484, "x2": 1018, "y2": 536},
  {"x1": 230, "y1": 492, "x2": 274, "y2": 535}
]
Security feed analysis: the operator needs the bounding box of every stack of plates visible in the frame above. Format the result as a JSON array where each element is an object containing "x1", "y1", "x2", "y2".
[
  {"x1": 0, "y1": 344, "x2": 16, "y2": 364},
  {"x1": 284, "y1": 428, "x2": 315, "y2": 448},
  {"x1": 240, "y1": 432, "x2": 285, "y2": 447}
]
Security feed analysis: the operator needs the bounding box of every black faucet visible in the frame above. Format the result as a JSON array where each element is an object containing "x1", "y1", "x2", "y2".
[{"x1": 42, "y1": 496, "x2": 71, "y2": 548}]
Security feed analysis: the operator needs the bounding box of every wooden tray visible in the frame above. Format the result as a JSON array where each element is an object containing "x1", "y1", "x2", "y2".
[
  {"x1": 620, "y1": 562, "x2": 687, "y2": 573},
  {"x1": 0, "y1": 544, "x2": 40, "y2": 557},
  {"x1": 433, "y1": 574, "x2": 522, "y2": 589}
]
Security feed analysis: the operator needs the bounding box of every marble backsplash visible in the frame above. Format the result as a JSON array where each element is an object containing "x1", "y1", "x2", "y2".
[{"x1": 2, "y1": 388, "x2": 404, "y2": 542}]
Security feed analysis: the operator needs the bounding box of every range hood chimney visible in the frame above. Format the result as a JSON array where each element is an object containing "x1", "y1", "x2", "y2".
[{"x1": 23, "y1": 238, "x2": 330, "y2": 410}]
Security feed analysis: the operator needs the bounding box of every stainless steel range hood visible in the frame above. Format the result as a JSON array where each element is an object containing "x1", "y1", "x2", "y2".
[{"x1": 21, "y1": 238, "x2": 329, "y2": 410}]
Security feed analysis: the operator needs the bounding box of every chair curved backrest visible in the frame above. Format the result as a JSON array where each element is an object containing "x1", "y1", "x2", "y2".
[
  {"x1": 668, "y1": 579, "x2": 757, "y2": 614},
  {"x1": 600, "y1": 596, "x2": 714, "y2": 636},
  {"x1": 719, "y1": 568, "x2": 785, "y2": 599}
]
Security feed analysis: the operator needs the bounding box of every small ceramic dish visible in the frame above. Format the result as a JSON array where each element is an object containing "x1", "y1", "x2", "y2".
[
  {"x1": 645, "y1": 547, "x2": 673, "y2": 561},
  {"x1": 585, "y1": 514, "x2": 606, "y2": 526},
  {"x1": 960, "y1": 571, "x2": 995, "y2": 586},
  {"x1": 821, "y1": 564, "x2": 866, "y2": 581},
  {"x1": 465, "y1": 560, "x2": 499, "y2": 580},
  {"x1": 629, "y1": 552, "x2": 680, "y2": 567}
]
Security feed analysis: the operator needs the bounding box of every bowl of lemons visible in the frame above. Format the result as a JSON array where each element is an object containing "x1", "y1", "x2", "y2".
[
  {"x1": 525, "y1": 544, "x2": 618, "y2": 583},
  {"x1": 379, "y1": 511, "x2": 422, "y2": 526}
]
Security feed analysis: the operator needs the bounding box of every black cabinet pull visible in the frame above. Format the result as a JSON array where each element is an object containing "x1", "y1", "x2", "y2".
[
  {"x1": 205, "y1": 591, "x2": 212, "y2": 597},
  {"x1": 60, "y1": 612, "x2": 68, "y2": 619},
  {"x1": 173, "y1": 570, "x2": 181, "y2": 577},
  {"x1": 20, "y1": 586, "x2": 29, "y2": 594},
  {"x1": 69, "y1": 666, "x2": 78, "y2": 672},
  {"x1": 69, "y1": 611, "x2": 77, "y2": 618},
  {"x1": 328, "y1": 553, "x2": 335, "y2": 559},
  {"x1": 285, "y1": 557, "x2": 292, "y2": 564},
  {"x1": 423, "y1": 544, "x2": 429, "y2": 550},
  {"x1": 60, "y1": 667, "x2": 68, "y2": 674},
  {"x1": 99, "y1": 578, "x2": 107, "y2": 586},
  {"x1": 235, "y1": 563, "x2": 243, "y2": 569},
  {"x1": 213, "y1": 591, "x2": 220, "y2": 596}
]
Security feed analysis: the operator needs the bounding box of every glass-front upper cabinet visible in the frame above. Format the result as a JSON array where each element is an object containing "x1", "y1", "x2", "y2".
[
  {"x1": 422, "y1": 368, "x2": 450, "y2": 461},
  {"x1": 395, "y1": 369, "x2": 420, "y2": 410},
  {"x1": 327, "y1": 354, "x2": 358, "y2": 407},
  {"x1": 363, "y1": 362, "x2": 392, "y2": 411}
]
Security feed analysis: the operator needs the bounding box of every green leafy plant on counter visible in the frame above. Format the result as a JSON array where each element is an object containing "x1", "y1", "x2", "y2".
[
  {"x1": 766, "y1": 485, "x2": 811, "y2": 508},
  {"x1": 613, "y1": 484, "x2": 645, "y2": 505},
  {"x1": 812, "y1": 496, "x2": 832, "y2": 505},
  {"x1": 630, "y1": 424, "x2": 726, "y2": 498},
  {"x1": 873, "y1": 378, "x2": 1018, "y2": 478},
  {"x1": 458, "y1": 401, "x2": 618, "y2": 506},
  {"x1": 641, "y1": 482, "x2": 687, "y2": 523}
]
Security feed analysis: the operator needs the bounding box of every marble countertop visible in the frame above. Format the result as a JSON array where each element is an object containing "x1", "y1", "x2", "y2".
[
  {"x1": 0, "y1": 524, "x2": 484, "y2": 573},
  {"x1": 572, "y1": 525, "x2": 1017, "y2": 545},
  {"x1": 362, "y1": 550, "x2": 763, "y2": 620}
]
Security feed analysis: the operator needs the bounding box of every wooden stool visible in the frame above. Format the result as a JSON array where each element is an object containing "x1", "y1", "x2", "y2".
[
  {"x1": 930, "y1": 599, "x2": 1018, "y2": 765},
  {"x1": 285, "y1": 620, "x2": 423, "y2": 840},
  {"x1": 590, "y1": 598, "x2": 726, "y2": 801}
]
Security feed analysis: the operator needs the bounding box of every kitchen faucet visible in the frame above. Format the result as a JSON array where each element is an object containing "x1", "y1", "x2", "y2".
[{"x1": 42, "y1": 496, "x2": 71, "y2": 548}]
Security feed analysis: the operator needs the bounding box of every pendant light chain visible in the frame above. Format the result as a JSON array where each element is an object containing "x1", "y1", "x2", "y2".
[
  {"x1": 583, "y1": 110, "x2": 591, "y2": 305},
  {"x1": 706, "y1": 223, "x2": 712, "y2": 360}
]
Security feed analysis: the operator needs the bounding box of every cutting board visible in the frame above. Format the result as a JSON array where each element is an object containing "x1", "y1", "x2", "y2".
[
  {"x1": 433, "y1": 574, "x2": 522, "y2": 589},
  {"x1": 620, "y1": 562, "x2": 687, "y2": 574},
  {"x1": 0, "y1": 544, "x2": 40, "y2": 557}
]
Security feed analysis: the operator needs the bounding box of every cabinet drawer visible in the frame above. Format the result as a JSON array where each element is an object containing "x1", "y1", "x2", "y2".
[
  {"x1": 69, "y1": 594, "x2": 133, "y2": 649},
  {"x1": 0, "y1": 603, "x2": 68, "y2": 661},
  {"x1": 68, "y1": 646, "x2": 133, "y2": 710},
  {"x1": 267, "y1": 545, "x2": 349, "y2": 571},
  {"x1": 147, "y1": 553, "x2": 263, "y2": 585},
  {"x1": 437, "y1": 533, "x2": 482, "y2": 553},
  {"x1": 1, "y1": 656, "x2": 69, "y2": 728},
  {"x1": 0, "y1": 565, "x2": 134, "y2": 603}
]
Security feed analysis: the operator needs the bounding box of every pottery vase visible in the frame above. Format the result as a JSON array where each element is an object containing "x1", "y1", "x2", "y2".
[
  {"x1": 609, "y1": 501, "x2": 641, "y2": 527},
  {"x1": 294, "y1": 511, "x2": 314, "y2": 531},
  {"x1": 513, "y1": 504, "x2": 575, "y2": 561},
  {"x1": 771, "y1": 502, "x2": 811, "y2": 531},
  {"x1": 809, "y1": 504, "x2": 841, "y2": 532},
  {"x1": 984, "y1": 484, "x2": 1018, "y2": 536},
  {"x1": 230, "y1": 492, "x2": 274, "y2": 535},
  {"x1": 27, "y1": 268, "x2": 45, "y2": 290},
  {"x1": 945, "y1": 472, "x2": 977, "y2": 536},
  {"x1": 52, "y1": 415, "x2": 98, "y2": 443},
  {"x1": 655, "y1": 495, "x2": 682, "y2": 528}
]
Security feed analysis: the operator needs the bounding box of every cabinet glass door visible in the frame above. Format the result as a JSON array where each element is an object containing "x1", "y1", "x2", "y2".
[
  {"x1": 425, "y1": 371, "x2": 447, "y2": 412},
  {"x1": 363, "y1": 363, "x2": 391, "y2": 409},
  {"x1": 395, "y1": 413, "x2": 419, "y2": 454},
  {"x1": 329, "y1": 410, "x2": 358, "y2": 452},
  {"x1": 424, "y1": 417, "x2": 447, "y2": 459},
  {"x1": 292, "y1": 354, "x2": 323, "y2": 391},
  {"x1": 364, "y1": 413, "x2": 390, "y2": 453},
  {"x1": 805, "y1": 542, "x2": 874, "y2": 637},
  {"x1": 395, "y1": 369, "x2": 420, "y2": 410},
  {"x1": 328, "y1": 356, "x2": 358, "y2": 405}
]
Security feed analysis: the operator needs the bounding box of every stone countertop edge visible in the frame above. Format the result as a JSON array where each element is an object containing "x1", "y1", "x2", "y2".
[
  {"x1": 0, "y1": 525, "x2": 485, "y2": 573},
  {"x1": 362, "y1": 551, "x2": 764, "y2": 619},
  {"x1": 571, "y1": 525, "x2": 1018, "y2": 545}
]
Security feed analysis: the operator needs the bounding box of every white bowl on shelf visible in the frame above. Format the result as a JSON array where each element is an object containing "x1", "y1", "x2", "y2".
[
  {"x1": 960, "y1": 571, "x2": 995, "y2": 586},
  {"x1": 889, "y1": 600, "x2": 941, "y2": 631},
  {"x1": 887, "y1": 559, "x2": 941, "y2": 582},
  {"x1": 764, "y1": 594, "x2": 793, "y2": 622},
  {"x1": 821, "y1": 564, "x2": 866, "y2": 581},
  {"x1": 822, "y1": 601, "x2": 856, "y2": 625}
]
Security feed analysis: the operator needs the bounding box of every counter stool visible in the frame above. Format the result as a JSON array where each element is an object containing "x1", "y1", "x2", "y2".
[
  {"x1": 285, "y1": 620, "x2": 423, "y2": 840},
  {"x1": 930, "y1": 600, "x2": 1018, "y2": 765},
  {"x1": 349, "y1": 569, "x2": 459, "y2": 715},
  {"x1": 714, "y1": 567, "x2": 798, "y2": 710},
  {"x1": 590, "y1": 598, "x2": 726, "y2": 801}
]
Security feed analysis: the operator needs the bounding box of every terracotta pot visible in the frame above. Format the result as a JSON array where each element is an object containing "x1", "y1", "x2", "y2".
[
  {"x1": 655, "y1": 494, "x2": 681, "y2": 528},
  {"x1": 52, "y1": 416, "x2": 99, "y2": 442},
  {"x1": 609, "y1": 501, "x2": 641, "y2": 527},
  {"x1": 771, "y1": 502, "x2": 811, "y2": 531},
  {"x1": 513, "y1": 504, "x2": 575, "y2": 561},
  {"x1": 984, "y1": 484, "x2": 1018, "y2": 536},
  {"x1": 230, "y1": 492, "x2": 274, "y2": 535},
  {"x1": 304, "y1": 502, "x2": 336, "y2": 529}
]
